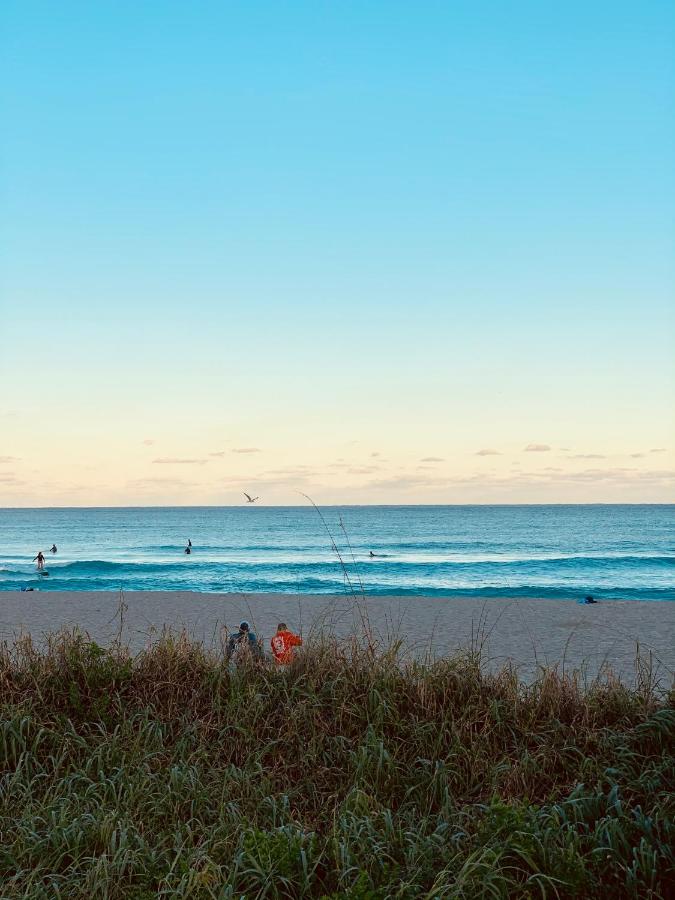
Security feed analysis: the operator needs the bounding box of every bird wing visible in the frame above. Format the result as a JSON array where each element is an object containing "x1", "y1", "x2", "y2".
[{"x1": 244, "y1": 493, "x2": 252, "y2": 501}]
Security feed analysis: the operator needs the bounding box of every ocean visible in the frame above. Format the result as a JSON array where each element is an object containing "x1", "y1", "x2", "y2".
[{"x1": 0, "y1": 505, "x2": 673, "y2": 599}]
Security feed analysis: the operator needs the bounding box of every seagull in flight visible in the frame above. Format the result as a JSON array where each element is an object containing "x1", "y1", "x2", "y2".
[{"x1": 244, "y1": 492, "x2": 259, "y2": 503}]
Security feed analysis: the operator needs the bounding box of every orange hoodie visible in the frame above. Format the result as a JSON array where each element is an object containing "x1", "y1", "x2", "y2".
[{"x1": 270, "y1": 629, "x2": 303, "y2": 664}]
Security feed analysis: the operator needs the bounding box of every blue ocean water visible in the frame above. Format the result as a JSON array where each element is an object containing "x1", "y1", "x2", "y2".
[{"x1": 0, "y1": 505, "x2": 672, "y2": 599}]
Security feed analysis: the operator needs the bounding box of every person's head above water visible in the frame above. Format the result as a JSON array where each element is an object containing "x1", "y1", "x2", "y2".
[{"x1": 239, "y1": 621, "x2": 250, "y2": 632}]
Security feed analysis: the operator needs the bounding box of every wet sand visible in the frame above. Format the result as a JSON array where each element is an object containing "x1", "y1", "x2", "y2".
[{"x1": 1, "y1": 591, "x2": 673, "y2": 687}]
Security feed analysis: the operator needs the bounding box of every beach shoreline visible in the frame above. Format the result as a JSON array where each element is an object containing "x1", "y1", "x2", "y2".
[{"x1": 2, "y1": 590, "x2": 673, "y2": 686}]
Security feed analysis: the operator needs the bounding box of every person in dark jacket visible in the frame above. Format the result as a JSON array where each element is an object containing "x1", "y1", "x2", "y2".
[{"x1": 226, "y1": 621, "x2": 262, "y2": 664}]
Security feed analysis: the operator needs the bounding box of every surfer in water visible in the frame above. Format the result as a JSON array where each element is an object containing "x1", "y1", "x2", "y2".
[
  {"x1": 33, "y1": 551, "x2": 46, "y2": 571},
  {"x1": 50, "y1": 544, "x2": 57, "y2": 554},
  {"x1": 184, "y1": 545, "x2": 191, "y2": 555}
]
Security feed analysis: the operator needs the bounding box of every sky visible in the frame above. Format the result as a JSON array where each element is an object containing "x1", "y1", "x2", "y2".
[{"x1": 1, "y1": 1, "x2": 674, "y2": 506}]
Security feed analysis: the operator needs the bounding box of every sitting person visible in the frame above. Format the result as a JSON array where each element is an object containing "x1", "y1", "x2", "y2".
[
  {"x1": 226, "y1": 621, "x2": 262, "y2": 664},
  {"x1": 270, "y1": 622, "x2": 303, "y2": 665}
]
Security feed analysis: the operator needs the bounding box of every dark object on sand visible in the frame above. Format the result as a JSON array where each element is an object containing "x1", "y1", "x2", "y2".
[{"x1": 584, "y1": 595, "x2": 597, "y2": 604}]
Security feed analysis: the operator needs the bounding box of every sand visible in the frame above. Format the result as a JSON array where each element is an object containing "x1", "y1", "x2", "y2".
[{"x1": 1, "y1": 591, "x2": 673, "y2": 687}]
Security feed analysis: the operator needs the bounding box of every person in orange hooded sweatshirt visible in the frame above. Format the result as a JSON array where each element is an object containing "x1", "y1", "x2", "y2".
[{"x1": 270, "y1": 622, "x2": 303, "y2": 664}]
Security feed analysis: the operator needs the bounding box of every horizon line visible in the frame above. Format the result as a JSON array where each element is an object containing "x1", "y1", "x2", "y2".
[{"x1": 0, "y1": 502, "x2": 673, "y2": 511}]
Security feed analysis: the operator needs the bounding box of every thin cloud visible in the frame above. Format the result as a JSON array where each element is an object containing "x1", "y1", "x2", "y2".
[
  {"x1": 524, "y1": 443, "x2": 551, "y2": 452},
  {"x1": 232, "y1": 447, "x2": 261, "y2": 454},
  {"x1": 371, "y1": 452, "x2": 380, "y2": 458},
  {"x1": 129, "y1": 476, "x2": 198, "y2": 488},
  {"x1": 570, "y1": 454, "x2": 606, "y2": 460},
  {"x1": 0, "y1": 456, "x2": 20, "y2": 463},
  {"x1": 650, "y1": 448, "x2": 667, "y2": 453},
  {"x1": 552, "y1": 467, "x2": 674, "y2": 484},
  {"x1": 209, "y1": 451, "x2": 227, "y2": 457},
  {"x1": 218, "y1": 468, "x2": 320, "y2": 490},
  {"x1": 506, "y1": 467, "x2": 674, "y2": 486},
  {"x1": 421, "y1": 456, "x2": 444, "y2": 462},
  {"x1": 355, "y1": 465, "x2": 675, "y2": 495},
  {"x1": 0, "y1": 473, "x2": 22, "y2": 484},
  {"x1": 630, "y1": 453, "x2": 645, "y2": 459},
  {"x1": 480, "y1": 467, "x2": 673, "y2": 488},
  {"x1": 365, "y1": 473, "x2": 453, "y2": 490},
  {"x1": 142, "y1": 439, "x2": 155, "y2": 446},
  {"x1": 263, "y1": 465, "x2": 319, "y2": 477},
  {"x1": 152, "y1": 457, "x2": 209, "y2": 465},
  {"x1": 476, "y1": 449, "x2": 500, "y2": 456}
]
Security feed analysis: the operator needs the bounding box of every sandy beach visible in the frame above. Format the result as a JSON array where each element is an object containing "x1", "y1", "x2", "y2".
[{"x1": 1, "y1": 590, "x2": 673, "y2": 687}]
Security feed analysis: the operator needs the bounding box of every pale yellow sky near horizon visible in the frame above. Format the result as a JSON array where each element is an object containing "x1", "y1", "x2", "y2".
[
  {"x1": 2, "y1": 312, "x2": 674, "y2": 505},
  {"x1": 2, "y1": 403, "x2": 673, "y2": 505}
]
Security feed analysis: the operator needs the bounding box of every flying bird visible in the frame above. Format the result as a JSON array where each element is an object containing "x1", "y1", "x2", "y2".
[{"x1": 244, "y1": 493, "x2": 259, "y2": 503}]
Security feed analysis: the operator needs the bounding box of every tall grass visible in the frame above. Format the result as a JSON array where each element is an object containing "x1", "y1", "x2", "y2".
[{"x1": 0, "y1": 630, "x2": 673, "y2": 898}]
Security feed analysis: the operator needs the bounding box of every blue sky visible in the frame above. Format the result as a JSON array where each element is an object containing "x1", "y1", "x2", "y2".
[{"x1": 1, "y1": 1, "x2": 673, "y2": 504}]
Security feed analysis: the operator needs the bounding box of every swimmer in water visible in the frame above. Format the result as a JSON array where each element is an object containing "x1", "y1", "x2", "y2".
[
  {"x1": 188, "y1": 539, "x2": 192, "y2": 547},
  {"x1": 369, "y1": 551, "x2": 375, "y2": 558},
  {"x1": 33, "y1": 551, "x2": 46, "y2": 570},
  {"x1": 185, "y1": 545, "x2": 191, "y2": 555},
  {"x1": 50, "y1": 544, "x2": 57, "y2": 554}
]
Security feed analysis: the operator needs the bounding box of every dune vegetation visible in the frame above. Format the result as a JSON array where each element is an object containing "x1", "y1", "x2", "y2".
[{"x1": 0, "y1": 628, "x2": 673, "y2": 899}]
